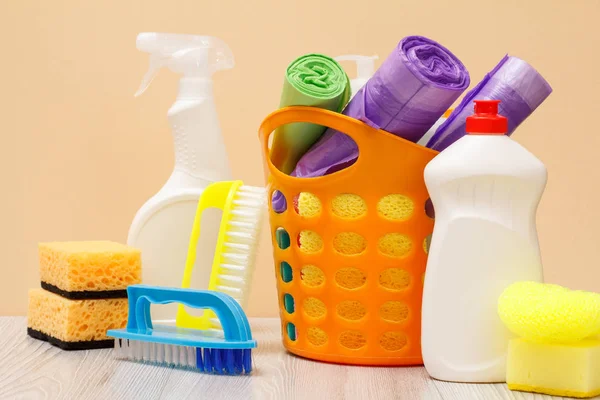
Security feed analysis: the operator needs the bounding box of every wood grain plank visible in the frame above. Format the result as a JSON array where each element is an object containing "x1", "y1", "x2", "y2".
[
  {"x1": 432, "y1": 380, "x2": 577, "y2": 400},
  {"x1": 0, "y1": 317, "x2": 573, "y2": 400},
  {"x1": 344, "y1": 365, "x2": 442, "y2": 400},
  {"x1": 434, "y1": 380, "x2": 516, "y2": 400}
]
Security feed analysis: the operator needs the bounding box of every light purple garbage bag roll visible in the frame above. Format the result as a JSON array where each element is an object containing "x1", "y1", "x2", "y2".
[
  {"x1": 291, "y1": 35, "x2": 470, "y2": 179},
  {"x1": 426, "y1": 55, "x2": 552, "y2": 152}
]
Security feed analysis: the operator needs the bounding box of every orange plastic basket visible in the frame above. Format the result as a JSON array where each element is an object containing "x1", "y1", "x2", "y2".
[{"x1": 259, "y1": 106, "x2": 439, "y2": 366}]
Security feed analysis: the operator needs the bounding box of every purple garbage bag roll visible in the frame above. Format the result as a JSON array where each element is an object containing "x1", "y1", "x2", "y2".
[
  {"x1": 291, "y1": 35, "x2": 470, "y2": 179},
  {"x1": 426, "y1": 55, "x2": 552, "y2": 152}
]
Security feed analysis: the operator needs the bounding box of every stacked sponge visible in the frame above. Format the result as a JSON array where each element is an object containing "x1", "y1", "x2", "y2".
[
  {"x1": 499, "y1": 281, "x2": 600, "y2": 398},
  {"x1": 27, "y1": 241, "x2": 142, "y2": 350}
]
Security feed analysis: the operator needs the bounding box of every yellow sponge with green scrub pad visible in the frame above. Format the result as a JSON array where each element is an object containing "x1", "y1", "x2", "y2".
[
  {"x1": 39, "y1": 241, "x2": 142, "y2": 299},
  {"x1": 499, "y1": 281, "x2": 600, "y2": 398}
]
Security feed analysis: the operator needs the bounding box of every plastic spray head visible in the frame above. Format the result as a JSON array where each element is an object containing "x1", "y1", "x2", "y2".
[
  {"x1": 134, "y1": 32, "x2": 234, "y2": 97},
  {"x1": 334, "y1": 54, "x2": 378, "y2": 95}
]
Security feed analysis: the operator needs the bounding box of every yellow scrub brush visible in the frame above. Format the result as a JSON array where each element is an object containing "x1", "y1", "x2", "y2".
[{"x1": 176, "y1": 180, "x2": 267, "y2": 333}]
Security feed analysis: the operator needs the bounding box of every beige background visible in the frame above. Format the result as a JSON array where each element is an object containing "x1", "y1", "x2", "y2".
[{"x1": 1, "y1": 0, "x2": 599, "y2": 316}]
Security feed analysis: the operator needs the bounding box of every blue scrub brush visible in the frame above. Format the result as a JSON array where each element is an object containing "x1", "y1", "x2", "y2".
[{"x1": 107, "y1": 285, "x2": 256, "y2": 375}]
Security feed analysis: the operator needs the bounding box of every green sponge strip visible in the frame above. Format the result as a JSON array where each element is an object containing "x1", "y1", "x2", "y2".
[{"x1": 270, "y1": 54, "x2": 350, "y2": 174}]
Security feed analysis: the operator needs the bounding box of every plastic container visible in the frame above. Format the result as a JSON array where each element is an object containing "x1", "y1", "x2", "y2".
[
  {"x1": 334, "y1": 55, "x2": 378, "y2": 97},
  {"x1": 127, "y1": 33, "x2": 234, "y2": 321},
  {"x1": 417, "y1": 108, "x2": 453, "y2": 148},
  {"x1": 259, "y1": 106, "x2": 438, "y2": 365},
  {"x1": 421, "y1": 100, "x2": 546, "y2": 382}
]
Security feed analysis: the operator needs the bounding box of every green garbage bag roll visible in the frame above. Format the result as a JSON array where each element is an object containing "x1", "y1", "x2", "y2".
[{"x1": 270, "y1": 54, "x2": 350, "y2": 175}]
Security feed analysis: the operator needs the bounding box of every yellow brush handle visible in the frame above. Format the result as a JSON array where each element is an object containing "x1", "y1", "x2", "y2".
[{"x1": 176, "y1": 180, "x2": 243, "y2": 330}]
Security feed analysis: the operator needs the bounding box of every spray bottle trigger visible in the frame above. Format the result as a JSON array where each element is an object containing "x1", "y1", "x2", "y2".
[{"x1": 135, "y1": 54, "x2": 168, "y2": 97}]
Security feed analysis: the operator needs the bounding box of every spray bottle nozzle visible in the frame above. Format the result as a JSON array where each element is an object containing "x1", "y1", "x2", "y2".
[{"x1": 134, "y1": 32, "x2": 234, "y2": 97}]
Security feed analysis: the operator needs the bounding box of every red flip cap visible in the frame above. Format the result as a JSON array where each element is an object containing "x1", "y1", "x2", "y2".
[{"x1": 466, "y1": 100, "x2": 508, "y2": 135}]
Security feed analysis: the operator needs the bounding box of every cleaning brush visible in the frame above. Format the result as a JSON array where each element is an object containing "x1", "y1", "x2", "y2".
[
  {"x1": 176, "y1": 180, "x2": 267, "y2": 333},
  {"x1": 107, "y1": 284, "x2": 256, "y2": 374}
]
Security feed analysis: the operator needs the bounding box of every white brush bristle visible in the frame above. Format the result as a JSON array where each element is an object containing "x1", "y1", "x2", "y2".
[
  {"x1": 114, "y1": 339, "x2": 198, "y2": 369},
  {"x1": 209, "y1": 185, "x2": 267, "y2": 330},
  {"x1": 113, "y1": 338, "x2": 253, "y2": 375}
]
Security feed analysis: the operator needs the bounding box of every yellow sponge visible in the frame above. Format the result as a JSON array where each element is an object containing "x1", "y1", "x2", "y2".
[
  {"x1": 27, "y1": 288, "x2": 128, "y2": 350},
  {"x1": 498, "y1": 281, "x2": 600, "y2": 343},
  {"x1": 331, "y1": 194, "x2": 367, "y2": 219},
  {"x1": 335, "y1": 267, "x2": 366, "y2": 290},
  {"x1": 379, "y1": 268, "x2": 411, "y2": 291},
  {"x1": 303, "y1": 297, "x2": 327, "y2": 319},
  {"x1": 377, "y1": 194, "x2": 414, "y2": 221},
  {"x1": 297, "y1": 192, "x2": 322, "y2": 218},
  {"x1": 295, "y1": 194, "x2": 418, "y2": 258},
  {"x1": 300, "y1": 265, "x2": 325, "y2": 287},
  {"x1": 298, "y1": 231, "x2": 323, "y2": 254},
  {"x1": 500, "y1": 282, "x2": 600, "y2": 398},
  {"x1": 379, "y1": 331, "x2": 408, "y2": 351},
  {"x1": 378, "y1": 233, "x2": 412, "y2": 258},
  {"x1": 333, "y1": 232, "x2": 367, "y2": 255},
  {"x1": 339, "y1": 330, "x2": 366, "y2": 349},
  {"x1": 39, "y1": 241, "x2": 141, "y2": 298},
  {"x1": 336, "y1": 300, "x2": 366, "y2": 321},
  {"x1": 307, "y1": 327, "x2": 328, "y2": 346},
  {"x1": 507, "y1": 338, "x2": 600, "y2": 398}
]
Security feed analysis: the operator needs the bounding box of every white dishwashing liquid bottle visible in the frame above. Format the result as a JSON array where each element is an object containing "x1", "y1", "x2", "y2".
[
  {"x1": 334, "y1": 54, "x2": 378, "y2": 97},
  {"x1": 127, "y1": 33, "x2": 234, "y2": 321},
  {"x1": 421, "y1": 99, "x2": 546, "y2": 383}
]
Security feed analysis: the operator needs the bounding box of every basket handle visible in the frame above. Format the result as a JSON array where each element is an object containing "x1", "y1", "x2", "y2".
[{"x1": 258, "y1": 106, "x2": 378, "y2": 180}]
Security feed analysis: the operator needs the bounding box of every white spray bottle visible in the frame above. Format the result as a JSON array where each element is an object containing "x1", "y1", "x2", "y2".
[
  {"x1": 334, "y1": 54, "x2": 378, "y2": 97},
  {"x1": 127, "y1": 33, "x2": 234, "y2": 321}
]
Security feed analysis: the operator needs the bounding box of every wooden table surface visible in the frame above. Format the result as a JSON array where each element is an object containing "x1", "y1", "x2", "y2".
[{"x1": 0, "y1": 317, "x2": 581, "y2": 400}]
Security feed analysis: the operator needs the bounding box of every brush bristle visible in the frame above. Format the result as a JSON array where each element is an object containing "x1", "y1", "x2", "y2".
[
  {"x1": 114, "y1": 339, "x2": 252, "y2": 375},
  {"x1": 210, "y1": 185, "x2": 266, "y2": 327}
]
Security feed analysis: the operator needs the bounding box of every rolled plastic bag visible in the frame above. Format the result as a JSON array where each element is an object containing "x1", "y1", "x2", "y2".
[
  {"x1": 291, "y1": 35, "x2": 470, "y2": 179},
  {"x1": 426, "y1": 55, "x2": 552, "y2": 152},
  {"x1": 269, "y1": 54, "x2": 350, "y2": 175}
]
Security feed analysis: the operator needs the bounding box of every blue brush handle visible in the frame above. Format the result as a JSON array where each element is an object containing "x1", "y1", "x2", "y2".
[{"x1": 126, "y1": 285, "x2": 253, "y2": 343}]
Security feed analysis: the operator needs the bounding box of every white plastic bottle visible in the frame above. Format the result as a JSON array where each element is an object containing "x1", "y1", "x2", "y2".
[
  {"x1": 334, "y1": 54, "x2": 378, "y2": 97},
  {"x1": 417, "y1": 109, "x2": 452, "y2": 147},
  {"x1": 421, "y1": 100, "x2": 546, "y2": 383},
  {"x1": 127, "y1": 33, "x2": 234, "y2": 321}
]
